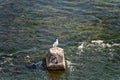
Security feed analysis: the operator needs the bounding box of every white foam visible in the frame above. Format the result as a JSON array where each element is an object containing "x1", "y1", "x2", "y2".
[{"x1": 91, "y1": 40, "x2": 104, "y2": 44}]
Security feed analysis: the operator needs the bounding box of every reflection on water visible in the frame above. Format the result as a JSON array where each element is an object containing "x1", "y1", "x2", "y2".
[
  {"x1": 48, "y1": 71, "x2": 65, "y2": 80},
  {"x1": 0, "y1": 0, "x2": 120, "y2": 80}
]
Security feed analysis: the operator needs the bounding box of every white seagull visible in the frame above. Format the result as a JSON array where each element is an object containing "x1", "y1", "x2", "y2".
[{"x1": 53, "y1": 39, "x2": 59, "y2": 47}]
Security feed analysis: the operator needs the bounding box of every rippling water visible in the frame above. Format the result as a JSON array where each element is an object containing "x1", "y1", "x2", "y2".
[{"x1": 0, "y1": 0, "x2": 120, "y2": 80}]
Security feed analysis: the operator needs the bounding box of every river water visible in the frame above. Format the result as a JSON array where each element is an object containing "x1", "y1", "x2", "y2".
[{"x1": 0, "y1": 0, "x2": 120, "y2": 80}]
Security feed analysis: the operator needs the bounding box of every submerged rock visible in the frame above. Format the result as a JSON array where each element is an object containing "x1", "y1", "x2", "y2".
[{"x1": 26, "y1": 61, "x2": 47, "y2": 71}]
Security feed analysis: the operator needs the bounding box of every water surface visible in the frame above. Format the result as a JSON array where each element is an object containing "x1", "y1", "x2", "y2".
[{"x1": 0, "y1": 0, "x2": 120, "y2": 80}]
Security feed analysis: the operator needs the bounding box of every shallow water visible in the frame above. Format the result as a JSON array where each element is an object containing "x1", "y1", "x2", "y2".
[{"x1": 0, "y1": 0, "x2": 120, "y2": 80}]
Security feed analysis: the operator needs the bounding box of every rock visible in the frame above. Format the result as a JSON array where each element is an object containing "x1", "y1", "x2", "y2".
[
  {"x1": 46, "y1": 47, "x2": 66, "y2": 71},
  {"x1": 26, "y1": 61, "x2": 47, "y2": 70}
]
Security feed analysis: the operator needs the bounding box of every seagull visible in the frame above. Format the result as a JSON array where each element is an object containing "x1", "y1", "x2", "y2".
[{"x1": 53, "y1": 39, "x2": 59, "y2": 47}]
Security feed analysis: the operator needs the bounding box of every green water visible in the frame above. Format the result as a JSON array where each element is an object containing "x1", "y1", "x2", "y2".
[{"x1": 0, "y1": 0, "x2": 120, "y2": 80}]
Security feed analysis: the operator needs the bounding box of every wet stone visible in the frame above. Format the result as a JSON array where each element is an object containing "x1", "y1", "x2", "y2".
[
  {"x1": 46, "y1": 47, "x2": 66, "y2": 71},
  {"x1": 25, "y1": 61, "x2": 47, "y2": 71}
]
